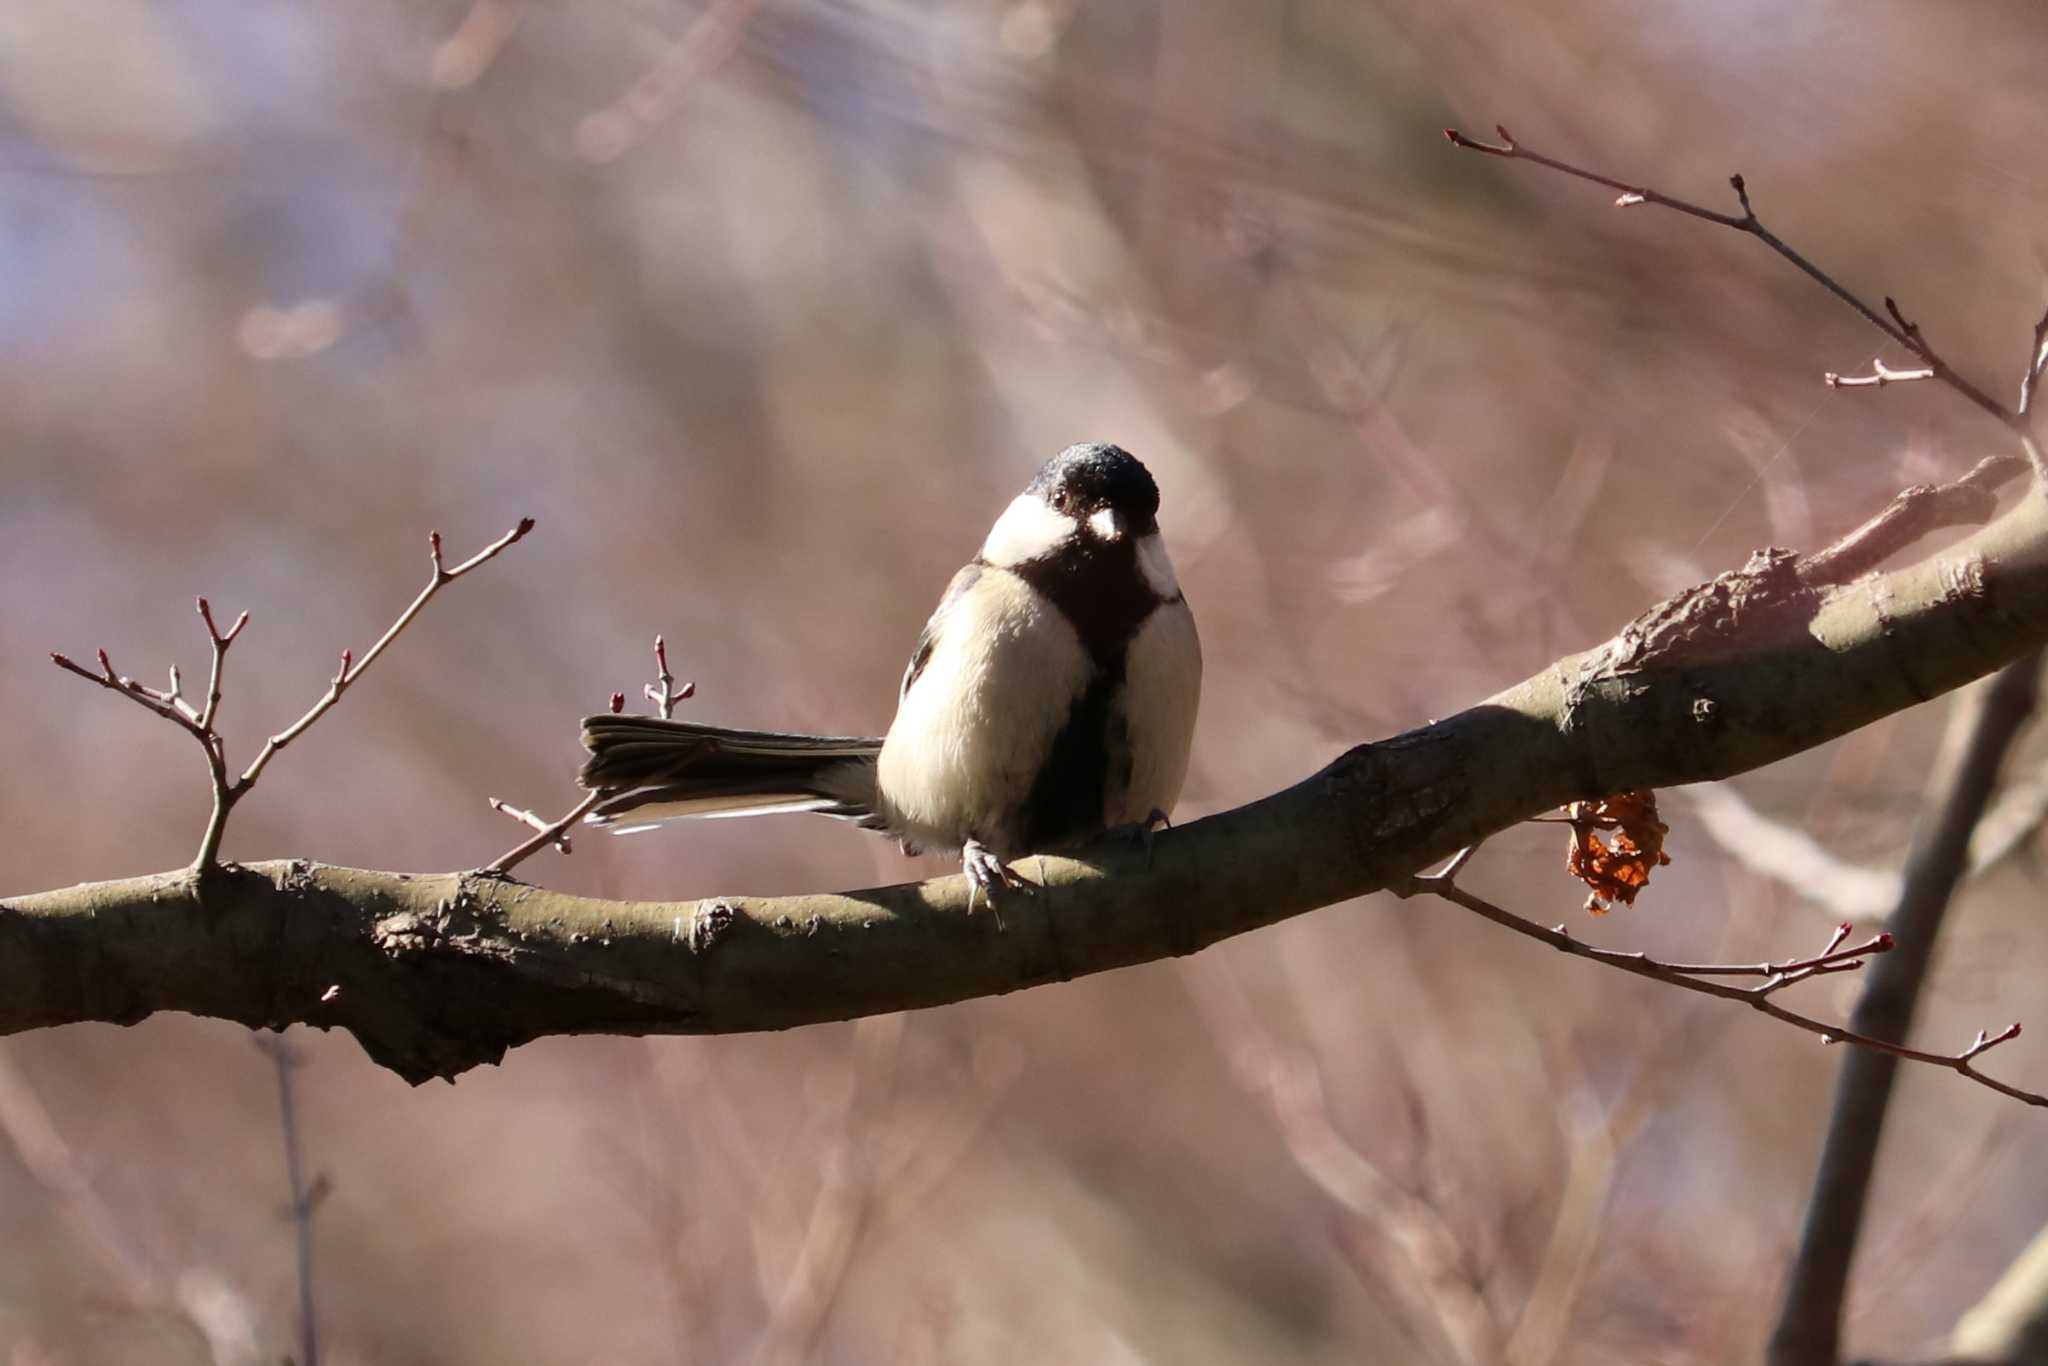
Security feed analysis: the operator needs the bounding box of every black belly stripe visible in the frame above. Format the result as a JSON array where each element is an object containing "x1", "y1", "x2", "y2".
[
  {"x1": 1018, "y1": 671, "x2": 1131, "y2": 851},
  {"x1": 993, "y1": 538, "x2": 1169, "y2": 851}
]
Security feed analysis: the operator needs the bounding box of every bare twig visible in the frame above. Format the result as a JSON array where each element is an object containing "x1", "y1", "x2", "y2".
[
  {"x1": 643, "y1": 635, "x2": 694, "y2": 719},
  {"x1": 487, "y1": 797, "x2": 574, "y2": 854},
  {"x1": 253, "y1": 1034, "x2": 321, "y2": 1366},
  {"x1": 1824, "y1": 359, "x2": 1936, "y2": 390},
  {"x1": 1767, "y1": 652, "x2": 2043, "y2": 1366},
  {"x1": 237, "y1": 520, "x2": 535, "y2": 791},
  {"x1": 52, "y1": 520, "x2": 533, "y2": 871},
  {"x1": 1443, "y1": 125, "x2": 2033, "y2": 443},
  {"x1": 480, "y1": 635, "x2": 693, "y2": 875},
  {"x1": 482, "y1": 790, "x2": 604, "y2": 877},
  {"x1": 50, "y1": 648, "x2": 213, "y2": 741},
  {"x1": 1397, "y1": 850, "x2": 2047, "y2": 1108}
]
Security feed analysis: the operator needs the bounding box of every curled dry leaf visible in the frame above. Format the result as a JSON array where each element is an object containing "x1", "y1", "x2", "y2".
[{"x1": 1564, "y1": 789, "x2": 1672, "y2": 914}]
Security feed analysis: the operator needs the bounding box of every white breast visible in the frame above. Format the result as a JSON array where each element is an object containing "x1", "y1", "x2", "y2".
[
  {"x1": 1112, "y1": 597, "x2": 1201, "y2": 825},
  {"x1": 876, "y1": 567, "x2": 1091, "y2": 855}
]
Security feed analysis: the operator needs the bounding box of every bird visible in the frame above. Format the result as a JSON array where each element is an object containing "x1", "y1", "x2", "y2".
[{"x1": 576, "y1": 441, "x2": 1201, "y2": 910}]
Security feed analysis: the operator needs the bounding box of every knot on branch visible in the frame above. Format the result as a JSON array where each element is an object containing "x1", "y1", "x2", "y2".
[{"x1": 1588, "y1": 546, "x2": 1815, "y2": 690}]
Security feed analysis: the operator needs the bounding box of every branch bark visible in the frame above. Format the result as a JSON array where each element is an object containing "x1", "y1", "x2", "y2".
[{"x1": 7, "y1": 488, "x2": 2048, "y2": 1083}]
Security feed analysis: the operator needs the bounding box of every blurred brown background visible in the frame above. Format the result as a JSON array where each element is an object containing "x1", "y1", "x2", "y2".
[{"x1": 5, "y1": 2, "x2": 2048, "y2": 1362}]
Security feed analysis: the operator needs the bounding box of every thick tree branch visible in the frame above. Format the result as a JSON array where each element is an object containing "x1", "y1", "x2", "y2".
[{"x1": 8, "y1": 486, "x2": 2048, "y2": 1083}]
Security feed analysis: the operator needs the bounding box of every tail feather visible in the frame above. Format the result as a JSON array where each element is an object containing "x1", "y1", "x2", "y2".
[{"x1": 578, "y1": 715, "x2": 883, "y2": 829}]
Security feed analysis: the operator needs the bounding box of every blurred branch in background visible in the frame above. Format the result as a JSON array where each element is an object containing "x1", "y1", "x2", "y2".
[
  {"x1": 1769, "y1": 654, "x2": 2044, "y2": 1366},
  {"x1": 253, "y1": 1033, "x2": 327, "y2": 1366},
  {"x1": 1186, "y1": 954, "x2": 1504, "y2": 1366}
]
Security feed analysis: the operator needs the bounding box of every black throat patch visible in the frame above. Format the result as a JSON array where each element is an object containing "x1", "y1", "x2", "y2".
[{"x1": 997, "y1": 536, "x2": 1169, "y2": 671}]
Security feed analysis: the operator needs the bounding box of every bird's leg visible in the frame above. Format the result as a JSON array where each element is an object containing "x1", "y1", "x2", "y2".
[{"x1": 962, "y1": 838, "x2": 1029, "y2": 928}]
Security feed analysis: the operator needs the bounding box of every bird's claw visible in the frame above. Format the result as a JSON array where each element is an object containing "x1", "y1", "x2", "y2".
[
  {"x1": 962, "y1": 839, "x2": 1029, "y2": 928},
  {"x1": 1111, "y1": 809, "x2": 1171, "y2": 869}
]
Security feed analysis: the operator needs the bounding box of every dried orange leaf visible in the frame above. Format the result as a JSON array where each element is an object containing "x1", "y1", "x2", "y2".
[{"x1": 1562, "y1": 789, "x2": 1673, "y2": 914}]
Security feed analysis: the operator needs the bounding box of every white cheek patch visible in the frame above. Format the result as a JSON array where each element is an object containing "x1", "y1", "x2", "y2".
[
  {"x1": 981, "y1": 494, "x2": 1076, "y2": 567},
  {"x1": 1134, "y1": 531, "x2": 1180, "y2": 598},
  {"x1": 1088, "y1": 507, "x2": 1121, "y2": 541}
]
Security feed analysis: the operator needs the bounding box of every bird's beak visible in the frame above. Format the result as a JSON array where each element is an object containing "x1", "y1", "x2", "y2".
[{"x1": 1088, "y1": 507, "x2": 1124, "y2": 541}]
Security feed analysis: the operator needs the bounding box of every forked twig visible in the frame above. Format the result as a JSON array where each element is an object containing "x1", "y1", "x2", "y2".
[
  {"x1": 1445, "y1": 124, "x2": 2047, "y2": 474},
  {"x1": 644, "y1": 634, "x2": 694, "y2": 719},
  {"x1": 481, "y1": 633, "x2": 694, "y2": 876},
  {"x1": 1824, "y1": 359, "x2": 1936, "y2": 390},
  {"x1": 1397, "y1": 848, "x2": 2045, "y2": 1107},
  {"x1": 482, "y1": 791, "x2": 605, "y2": 876},
  {"x1": 52, "y1": 519, "x2": 535, "y2": 870},
  {"x1": 487, "y1": 798, "x2": 575, "y2": 854}
]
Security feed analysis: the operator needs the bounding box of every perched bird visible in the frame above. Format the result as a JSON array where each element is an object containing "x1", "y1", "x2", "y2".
[{"x1": 577, "y1": 442, "x2": 1201, "y2": 905}]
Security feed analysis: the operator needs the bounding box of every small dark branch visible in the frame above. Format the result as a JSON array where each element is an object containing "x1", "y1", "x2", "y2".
[
  {"x1": 195, "y1": 596, "x2": 246, "y2": 733},
  {"x1": 1884, "y1": 295, "x2": 1922, "y2": 342},
  {"x1": 487, "y1": 797, "x2": 573, "y2": 854},
  {"x1": 1650, "y1": 922, "x2": 1893, "y2": 980},
  {"x1": 1444, "y1": 125, "x2": 2019, "y2": 430},
  {"x1": 1798, "y1": 453, "x2": 2029, "y2": 586},
  {"x1": 1824, "y1": 359, "x2": 1937, "y2": 390},
  {"x1": 253, "y1": 1034, "x2": 320, "y2": 1366},
  {"x1": 50, "y1": 650, "x2": 211, "y2": 742},
  {"x1": 1445, "y1": 125, "x2": 1750, "y2": 229},
  {"x1": 481, "y1": 789, "x2": 605, "y2": 876},
  {"x1": 1396, "y1": 864, "x2": 2047, "y2": 1108},
  {"x1": 643, "y1": 635, "x2": 694, "y2": 719}
]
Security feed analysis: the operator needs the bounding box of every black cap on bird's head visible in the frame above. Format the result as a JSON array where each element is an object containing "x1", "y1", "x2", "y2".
[{"x1": 1026, "y1": 442, "x2": 1160, "y2": 535}]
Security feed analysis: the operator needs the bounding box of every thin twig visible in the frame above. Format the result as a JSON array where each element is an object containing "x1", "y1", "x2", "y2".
[
  {"x1": 53, "y1": 519, "x2": 533, "y2": 871},
  {"x1": 482, "y1": 790, "x2": 605, "y2": 876},
  {"x1": 1443, "y1": 125, "x2": 2023, "y2": 434},
  {"x1": 49, "y1": 650, "x2": 212, "y2": 741},
  {"x1": 1824, "y1": 359, "x2": 1936, "y2": 389},
  {"x1": 237, "y1": 520, "x2": 534, "y2": 790},
  {"x1": 643, "y1": 635, "x2": 694, "y2": 720},
  {"x1": 480, "y1": 632, "x2": 689, "y2": 877},
  {"x1": 487, "y1": 798, "x2": 573, "y2": 854},
  {"x1": 1397, "y1": 851, "x2": 2047, "y2": 1108}
]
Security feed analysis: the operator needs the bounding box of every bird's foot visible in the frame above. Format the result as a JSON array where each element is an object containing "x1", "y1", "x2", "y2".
[{"x1": 962, "y1": 839, "x2": 1030, "y2": 928}]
